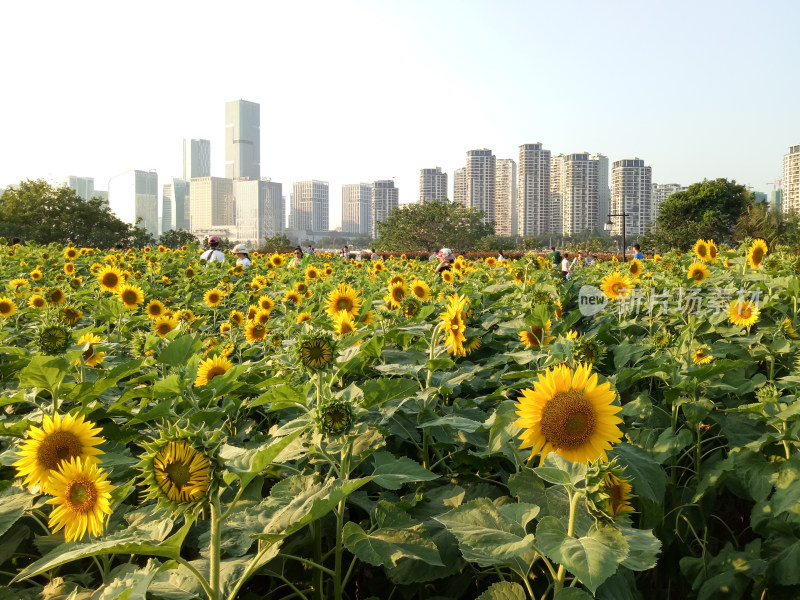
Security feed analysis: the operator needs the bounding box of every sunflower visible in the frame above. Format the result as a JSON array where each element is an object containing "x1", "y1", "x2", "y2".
[
  {"x1": 485, "y1": 257, "x2": 497, "y2": 267},
  {"x1": 440, "y1": 294, "x2": 468, "y2": 357},
  {"x1": 14, "y1": 413, "x2": 105, "y2": 493},
  {"x1": 30, "y1": 269, "x2": 43, "y2": 281},
  {"x1": 317, "y1": 400, "x2": 354, "y2": 437},
  {"x1": 46, "y1": 457, "x2": 113, "y2": 542},
  {"x1": 28, "y1": 294, "x2": 46, "y2": 308},
  {"x1": 97, "y1": 265, "x2": 124, "y2": 292},
  {"x1": 0, "y1": 296, "x2": 17, "y2": 318},
  {"x1": 294, "y1": 282, "x2": 308, "y2": 295},
  {"x1": 59, "y1": 305, "x2": 83, "y2": 325},
  {"x1": 146, "y1": 299, "x2": 166, "y2": 319},
  {"x1": 693, "y1": 239, "x2": 710, "y2": 261},
  {"x1": 152, "y1": 441, "x2": 211, "y2": 503},
  {"x1": 70, "y1": 277, "x2": 83, "y2": 289},
  {"x1": 519, "y1": 321, "x2": 554, "y2": 348},
  {"x1": 627, "y1": 259, "x2": 642, "y2": 278},
  {"x1": 152, "y1": 316, "x2": 179, "y2": 338},
  {"x1": 244, "y1": 321, "x2": 268, "y2": 343},
  {"x1": 326, "y1": 283, "x2": 362, "y2": 318},
  {"x1": 38, "y1": 323, "x2": 71, "y2": 354},
  {"x1": 747, "y1": 239, "x2": 768, "y2": 269},
  {"x1": 410, "y1": 280, "x2": 431, "y2": 301},
  {"x1": 204, "y1": 288, "x2": 224, "y2": 308},
  {"x1": 727, "y1": 299, "x2": 760, "y2": 327},
  {"x1": 64, "y1": 247, "x2": 79, "y2": 260},
  {"x1": 305, "y1": 266, "x2": 320, "y2": 280},
  {"x1": 373, "y1": 261, "x2": 386, "y2": 273},
  {"x1": 46, "y1": 287, "x2": 66, "y2": 305},
  {"x1": 194, "y1": 354, "x2": 233, "y2": 387},
  {"x1": 384, "y1": 281, "x2": 407, "y2": 309},
  {"x1": 118, "y1": 284, "x2": 144, "y2": 309},
  {"x1": 724, "y1": 257, "x2": 734, "y2": 268},
  {"x1": 388, "y1": 274, "x2": 406, "y2": 287},
  {"x1": 708, "y1": 241, "x2": 718, "y2": 261},
  {"x1": 602, "y1": 473, "x2": 635, "y2": 517},
  {"x1": 270, "y1": 253, "x2": 286, "y2": 268},
  {"x1": 781, "y1": 318, "x2": 798, "y2": 339},
  {"x1": 246, "y1": 304, "x2": 259, "y2": 321},
  {"x1": 258, "y1": 295, "x2": 276, "y2": 312},
  {"x1": 284, "y1": 290, "x2": 302, "y2": 306},
  {"x1": 296, "y1": 311, "x2": 312, "y2": 324},
  {"x1": 465, "y1": 337, "x2": 482, "y2": 355},
  {"x1": 600, "y1": 273, "x2": 632, "y2": 300},
  {"x1": 298, "y1": 332, "x2": 336, "y2": 369},
  {"x1": 692, "y1": 345, "x2": 713, "y2": 365},
  {"x1": 332, "y1": 310, "x2": 357, "y2": 335},
  {"x1": 254, "y1": 308, "x2": 271, "y2": 325},
  {"x1": 229, "y1": 310, "x2": 244, "y2": 326},
  {"x1": 76, "y1": 332, "x2": 105, "y2": 367},
  {"x1": 687, "y1": 262, "x2": 710, "y2": 283},
  {"x1": 9, "y1": 278, "x2": 28, "y2": 290},
  {"x1": 441, "y1": 270, "x2": 454, "y2": 284},
  {"x1": 401, "y1": 296, "x2": 421, "y2": 318},
  {"x1": 514, "y1": 362, "x2": 623, "y2": 464},
  {"x1": 185, "y1": 266, "x2": 195, "y2": 278},
  {"x1": 219, "y1": 322, "x2": 231, "y2": 337}
]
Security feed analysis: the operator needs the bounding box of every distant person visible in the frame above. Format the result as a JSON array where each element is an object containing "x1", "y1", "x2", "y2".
[
  {"x1": 561, "y1": 253, "x2": 572, "y2": 280},
  {"x1": 633, "y1": 244, "x2": 644, "y2": 260},
  {"x1": 201, "y1": 236, "x2": 225, "y2": 264},
  {"x1": 342, "y1": 245, "x2": 351, "y2": 262},
  {"x1": 549, "y1": 246, "x2": 562, "y2": 268},
  {"x1": 435, "y1": 248, "x2": 455, "y2": 276},
  {"x1": 584, "y1": 251, "x2": 596, "y2": 266},
  {"x1": 498, "y1": 250, "x2": 506, "y2": 263},
  {"x1": 573, "y1": 251, "x2": 584, "y2": 270},
  {"x1": 232, "y1": 243, "x2": 251, "y2": 269},
  {"x1": 11, "y1": 237, "x2": 21, "y2": 245},
  {"x1": 370, "y1": 248, "x2": 379, "y2": 261},
  {"x1": 305, "y1": 245, "x2": 315, "y2": 255},
  {"x1": 291, "y1": 247, "x2": 306, "y2": 268}
]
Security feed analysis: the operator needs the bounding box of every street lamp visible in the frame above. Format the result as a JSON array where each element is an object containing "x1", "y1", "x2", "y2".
[{"x1": 604, "y1": 212, "x2": 629, "y2": 262}]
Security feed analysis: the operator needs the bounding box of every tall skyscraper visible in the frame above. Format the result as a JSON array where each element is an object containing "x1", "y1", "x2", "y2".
[
  {"x1": 783, "y1": 145, "x2": 800, "y2": 214},
  {"x1": 453, "y1": 168, "x2": 467, "y2": 206},
  {"x1": 225, "y1": 100, "x2": 260, "y2": 181},
  {"x1": 56, "y1": 176, "x2": 94, "y2": 201},
  {"x1": 235, "y1": 178, "x2": 283, "y2": 245},
  {"x1": 189, "y1": 177, "x2": 235, "y2": 238},
  {"x1": 292, "y1": 181, "x2": 329, "y2": 232},
  {"x1": 183, "y1": 139, "x2": 211, "y2": 181},
  {"x1": 550, "y1": 153, "x2": 566, "y2": 235},
  {"x1": 557, "y1": 153, "x2": 600, "y2": 236},
  {"x1": 162, "y1": 178, "x2": 190, "y2": 233},
  {"x1": 372, "y1": 180, "x2": 399, "y2": 237},
  {"x1": 651, "y1": 183, "x2": 686, "y2": 227},
  {"x1": 466, "y1": 149, "x2": 495, "y2": 225},
  {"x1": 495, "y1": 159, "x2": 517, "y2": 236},
  {"x1": 419, "y1": 167, "x2": 448, "y2": 203},
  {"x1": 108, "y1": 170, "x2": 159, "y2": 237},
  {"x1": 342, "y1": 183, "x2": 372, "y2": 235},
  {"x1": 611, "y1": 158, "x2": 652, "y2": 236},
  {"x1": 518, "y1": 143, "x2": 551, "y2": 236},
  {"x1": 591, "y1": 154, "x2": 610, "y2": 233}
]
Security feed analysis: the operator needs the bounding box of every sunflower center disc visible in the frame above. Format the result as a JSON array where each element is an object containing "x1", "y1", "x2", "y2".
[
  {"x1": 68, "y1": 480, "x2": 97, "y2": 511},
  {"x1": 206, "y1": 367, "x2": 226, "y2": 382},
  {"x1": 38, "y1": 431, "x2": 83, "y2": 470},
  {"x1": 165, "y1": 461, "x2": 192, "y2": 489},
  {"x1": 540, "y1": 391, "x2": 597, "y2": 449}
]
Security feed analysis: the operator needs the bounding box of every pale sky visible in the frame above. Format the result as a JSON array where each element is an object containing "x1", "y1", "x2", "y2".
[{"x1": 0, "y1": 0, "x2": 796, "y2": 230}]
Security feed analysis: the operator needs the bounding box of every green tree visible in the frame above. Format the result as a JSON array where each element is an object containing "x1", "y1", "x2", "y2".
[
  {"x1": 262, "y1": 233, "x2": 292, "y2": 253},
  {"x1": 639, "y1": 178, "x2": 752, "y2": 252},
  {"x1": 374, "y1": 200, "x2": 494, "y2": 252},
  {"x1": 0, "y1": 179, "x2": 143, "y2": 248},
  {"x1": 159, "y1": 229, "x2": 199, "y2": 249}
]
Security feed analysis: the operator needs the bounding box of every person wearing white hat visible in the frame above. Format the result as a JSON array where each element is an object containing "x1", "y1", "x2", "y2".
[
  {"x1": 232, "y1": 243, "x2": 251, "y2": 269},
  {"x1": 435, "y1": 247, "x2": 455, "y2": 276}
]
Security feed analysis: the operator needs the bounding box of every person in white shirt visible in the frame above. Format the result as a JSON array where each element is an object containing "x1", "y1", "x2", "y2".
[
  {"x1": 232, "y1": 243, "x2": 251, "y2": 269},
  {"x1": 560, "y1": 253, "x2": 572, "y2": 280},
  {"x1": 498, "y1": 250, "x2": 506, "y2": 263},
  {"x1": 201, "y1": 236, "x2": 225, "y2": 264}
]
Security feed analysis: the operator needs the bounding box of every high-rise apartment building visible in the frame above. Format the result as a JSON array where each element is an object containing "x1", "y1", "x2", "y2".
[
  {"x1": 162, "y1": 178, "x2": 190, "y2": 233},
  {"x1": 108, "y1": 170, "x2": 159, "y2": 237},
  {"x1": 783, "y1": 145, "x2": 800, "y2": 214},
  {"x1": 591, "y1": 154, "x2": 610, "y2": 233},
  {"x1": 518, "y1": 143, "x2": 551, "y2": 236},
  {"x1": 453, "y1": 168, "x2": 467, "y2": 206},
  {"x1": 651, "y1": 183, "x2": 685, "y2": 226},
  {"x1": 189, "y1": 177, "x2": 235, "y2": 238},
  {"x1": 235, "y1": 179, "x2": 283, "y2": 246},
  {"x1": 225, "y1": 100, "x2": 260, "y2": 181},
  {"x1": 56, "y1": 176, "x2": 95, "y2": 201},
  {"x1": 342, "y1": 183, "x2": 372, "y2": 235},
  {"x1": 466, "y1": 149, "x2": 495, "y2": 226},
  {"x1": 292, "y1": 181, "x2": 329, "y2": 232},
  {"x1": 183, "y1": 139, "x2": 211, "y2": 181},
  {"x1": 557, "y1": 153, "x2": 599, "y2": 236},
  {"x1": 372, "y1": 180, "x2": 399, "y2": 237},
  {"x1": 495, "y1": 159, "x2": 517, "y2": 236},
  {"x1": 419, "y1": 167, "x2": 448, "y2": 203},
  {"x1": 610, "y1": 158, "x2": 652, "y2": 236}
]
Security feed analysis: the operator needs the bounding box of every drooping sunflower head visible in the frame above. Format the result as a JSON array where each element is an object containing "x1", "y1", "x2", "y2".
[
  {"x1": 779, "y1": 317, "x2": 798, "y2": 339},
  {"x1": 185, "y1": 266, "x2": 195, "y2": 278},
  {"x1": 586, "y1": 461, "x2": 635, "y2": 522},
  {"x1": 514, "y1": 362, "x2": 623, "y2": 465},
  {"x1": 14, "y1": 412, "x2": 105, "y2": 494},
  {"x1": 693, "y1": 239, "x2": 710, "y2": 261},
  {"x1": 519, "y1": 321, "x2": 554, "y2": 348},
  {"x1": 747, "y1": 239, "x2": 768, "y2": 269},
  {"x1": 687, "y1": 262, "x2": 710, "y2": 283},
  {"x1": 38, "y1": 322, "x2": 72, "y2": 355},
  {"x1": 600, "y1": 273, "x2": 632, "y2": 301},
  {"x1": 0, "y1": 296, "x2": 17, "y2": 319},
  {"x1": 627, "y1": 259, "x2": 643, "y2": 278},
  {"x1": 573, "y1": 335, "x2": 605, "y2": 365},
  {"x1": 692, "y1": 345, "x2": 714, "y2": 365},
  {"x1": 401, "y1": 296, "x2": 421, "y2": 318},
  {"x1": 97, "y1": 265, "x2": 124, "y2": 292},
  {"x1": 727, "y1": 299, "x2": 760, "y2": 327},
  {"x1": 297, "y1": 331, "x2": 337, "y2": 370},
  {"x1": 138, "y1": 426, "x2": 220, "y2": 515},
  {"x1": 316, "y1": 400, "x2": 355, "y2": 437},
  {"x1": 46, "y1": 287, "x2": 66, "y2": 305},
  {"x1": 118, "y1": 284, "x2": 144, "y2": 309},
  {"x1": 59, "y1": 305, "x2": 83, "y2": 325},
  {"x1": 194, "y1": 354, "x2": 234, "y2": 387}
]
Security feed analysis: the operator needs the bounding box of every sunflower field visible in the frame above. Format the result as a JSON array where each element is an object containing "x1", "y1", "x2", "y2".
[{"x1": 0, "y1": 238, "x2": 798, "y2": 600}]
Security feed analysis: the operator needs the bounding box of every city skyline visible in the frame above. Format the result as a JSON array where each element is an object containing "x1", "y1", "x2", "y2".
[{"x1": 1, "y1": 1, "x2": 796, "y2": 232}]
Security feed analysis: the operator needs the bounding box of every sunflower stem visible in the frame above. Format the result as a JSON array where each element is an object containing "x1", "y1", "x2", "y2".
[
  {"x1": 209, "y1": 494, "x2": 222, "y2": 600},
  {"x1": 553, "y1": 489, "x2": 581, "y2": 594}
]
